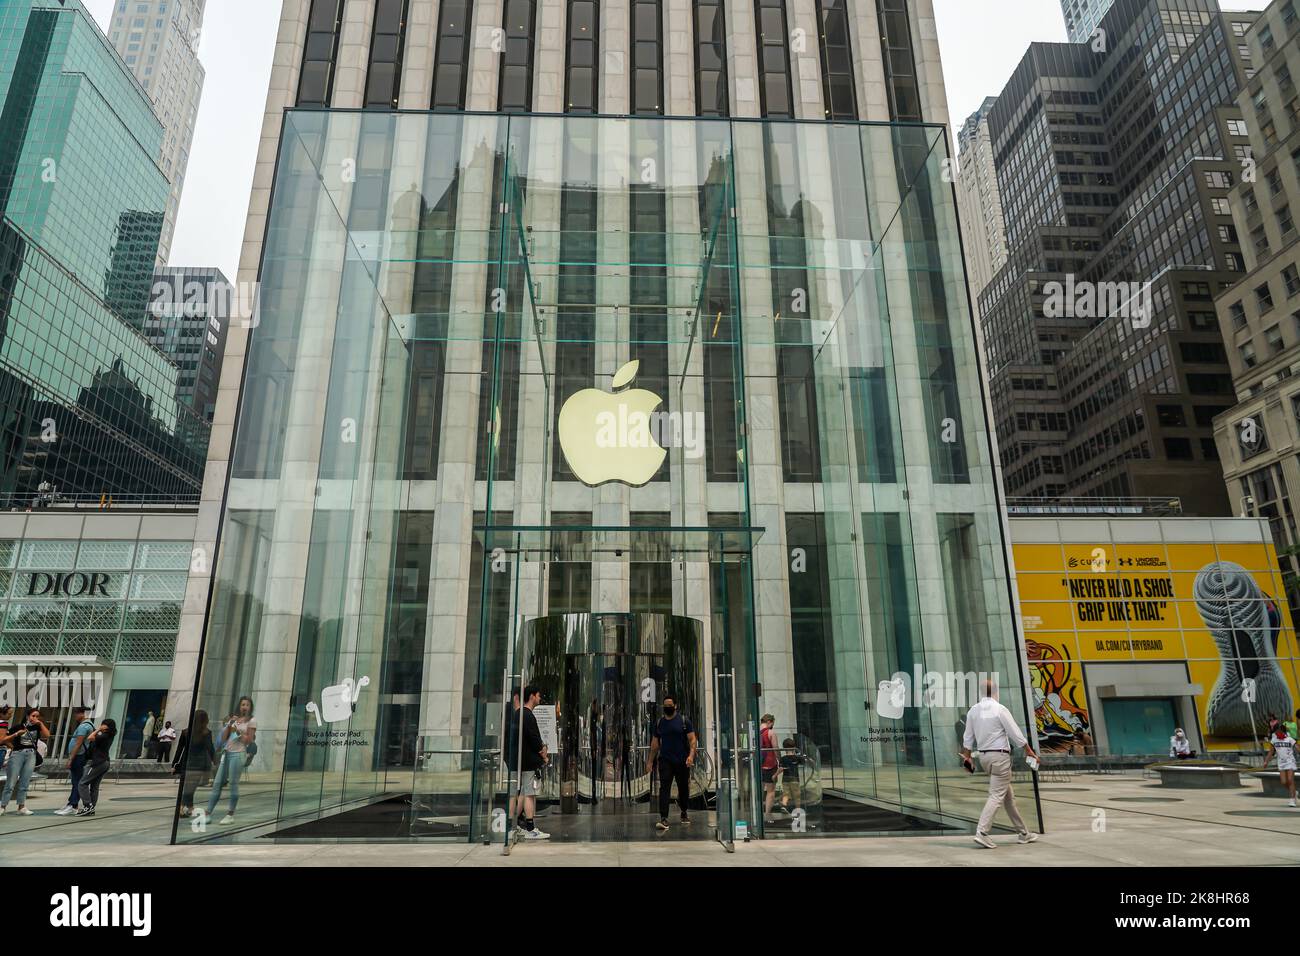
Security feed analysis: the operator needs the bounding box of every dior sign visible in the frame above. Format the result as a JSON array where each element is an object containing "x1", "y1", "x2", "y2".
[{"x1": 26, "y1": 571, "x2": 112, "y2": 598}]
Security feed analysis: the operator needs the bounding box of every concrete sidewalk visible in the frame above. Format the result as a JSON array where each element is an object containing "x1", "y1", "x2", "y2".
[{"x1": 3, "y1": 771, "x2": 1299, "y2": 866}]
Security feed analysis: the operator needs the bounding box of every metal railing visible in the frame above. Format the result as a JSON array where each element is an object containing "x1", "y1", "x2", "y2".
[
  {"x1": 0, "y1": 492, "x2": 200, "y2": 513},
  {"x1": 1005, "y1": 496, "x2": 1183, "y2": 517}
]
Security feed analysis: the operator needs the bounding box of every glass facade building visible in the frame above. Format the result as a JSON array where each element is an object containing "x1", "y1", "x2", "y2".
[
  {"x1": 178, "y1": 107, "x2": 1039, "y2": 846},
  {"x1": 0, "y1": 0, "x2": 209, "y2": 506}
]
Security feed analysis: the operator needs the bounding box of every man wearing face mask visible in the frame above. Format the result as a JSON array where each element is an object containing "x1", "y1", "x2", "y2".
[
  {"x1": 648, "y1": 695, "x2": 696, "y2": 832},
  {"x1": 1169, "y1": 728, "x2": 1196, "y2": 759}
]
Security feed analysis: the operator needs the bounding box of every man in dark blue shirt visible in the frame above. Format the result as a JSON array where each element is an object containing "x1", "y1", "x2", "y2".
[{"x1": 648, "y1": 695, "x2": 697, "y2": 831}]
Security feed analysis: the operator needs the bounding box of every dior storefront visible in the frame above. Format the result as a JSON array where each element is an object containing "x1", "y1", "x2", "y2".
[{"x1": 0, "y1": 511, "x2": 195, "y2": 760}]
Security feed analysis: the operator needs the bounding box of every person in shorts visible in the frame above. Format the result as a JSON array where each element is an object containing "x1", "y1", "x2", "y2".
[
  {"x1": 509, "y1": 685, "x2": 549, "y2": 840},
  {"x1": 1264, "y1": 724, "x2": 1299, "y2": 808},
  {"x1": 779, "y1": 738, "x2": 803, "y2": 814},
  {"x1": 759, "y1": 714, "x2": 779, "y2": 823}
]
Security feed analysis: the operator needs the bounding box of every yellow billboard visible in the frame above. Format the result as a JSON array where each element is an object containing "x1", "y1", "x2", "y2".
[{"x1": 1013, "y1": 538, "x2": 1300, "y2": 753}]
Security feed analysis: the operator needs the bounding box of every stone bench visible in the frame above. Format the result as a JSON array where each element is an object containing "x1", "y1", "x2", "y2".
[
  {"x1": 1149, "y1": 763, "x2": 1243, "y2": 788},
  {"x1": 1249, "y1": 770, "x2": 1292, "y2": 797}
]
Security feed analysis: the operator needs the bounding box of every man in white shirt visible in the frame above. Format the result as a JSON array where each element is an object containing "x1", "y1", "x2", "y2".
[{"x1": 960, "y1": 679, "x2": 1040, "y2": 849}]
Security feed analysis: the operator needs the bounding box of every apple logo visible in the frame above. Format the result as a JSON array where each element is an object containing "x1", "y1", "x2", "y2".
[{"x1": 558, "y1": 360, "x2": 666, "y2": 486}]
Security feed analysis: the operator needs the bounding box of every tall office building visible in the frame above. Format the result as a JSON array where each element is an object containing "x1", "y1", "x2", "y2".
[
  {"x1": 172, "y1": 0, "x2": 1038, "y2": 847},
  {"x1": 106, "y1": 0, "x2": 206, "y2": 265},
  {"x1": 1061, "y1": 0, "x2": 1116, "y2": 42},
  {"x1": 979, "y1": 0, "x2": 1260, "y2": 516},
  {"x1": 956, "y1": 96, "x2": 1009, "y2": 307},
  {"x1": 1213, "y1": 0, "x2": 1300, "y2": 609},
  {"x1": 0, "y1": 0, "x2": 207, "y2": 504},
  {"x1": 0, "y1": 0, "x2": 209, "y2": 739},
  {"x1": 147, "y1": 265, "x2": 229, "y2": 422}
]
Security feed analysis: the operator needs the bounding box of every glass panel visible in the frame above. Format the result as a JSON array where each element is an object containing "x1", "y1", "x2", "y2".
[{"x1": 180, "y1": 112, "x2": 1030, "y2": 847}]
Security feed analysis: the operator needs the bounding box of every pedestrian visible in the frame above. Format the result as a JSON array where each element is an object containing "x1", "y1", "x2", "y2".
[
  {"x1": 142, "y1": 711, "x2": 157, "y2": 760},
  {"x1": 1285, "y1": 709, "x2": 1300, "y2": 744},
  {"x1": 0, "y1": 706, "x2": 50, "y2": 816},
  {"x1": 0, "y1": 705, "x2": 10, "y2": 778},
  {"x1": 75, "y1": 719, "x2": 117, "y2": 817},
  {"x1": 157, "y1": 721, "x2": 177, "y2": 762},
  {"x1": 1169, "y1": 728, "x2": 1196, "y2": 759},
  {"x1": 1263, "y1": 723, "x2": 1298, "y2": 808},
  {"x1": 206, "y1": 696, "x2": 256, "y2": 824},
  {"x1": 779, "y1": 737, "x2": 804, "y2": 815},
  {"x1": 509, "y1": 685, "x2": 549, "y2": 841},
  {"x1": 960, "y1": 679, "x2": 1041, "y2": 849},
  {"x1": 172, "y1": 711, "x2": 215, "y2": 818},
  {"x1": 759, "y1": 713, "x2": 779, "y2": 823},
  {"x1": 54, "y1": 707, "x2": 96, "y2": 816},
  {"x1": 504, "y1": 687, "x2": 524, "y2": 830},
  {"x1": 647, "y1": 694, "x2": 697, "y2": 832}
]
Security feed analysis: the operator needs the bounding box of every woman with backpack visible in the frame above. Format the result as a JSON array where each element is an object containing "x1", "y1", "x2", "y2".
[
  {"x1": 172, "y1": 710, "x2": 216, "y2": 818},
  {"x1": 207, "y1": 696, "x2": 257, "y2": 825}
]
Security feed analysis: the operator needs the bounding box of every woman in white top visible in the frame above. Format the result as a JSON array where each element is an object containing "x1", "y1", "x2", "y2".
[
  {"x1": 206, "y1": 696, "x2": 257, "y2": 824},
  {"x1": 1263, "y1": 726, "x2": 1298, "y2": 807}
]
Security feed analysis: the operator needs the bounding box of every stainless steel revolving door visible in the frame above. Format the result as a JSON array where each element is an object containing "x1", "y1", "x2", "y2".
[{"x1": 518, "y1": 613, "x2": 708, "y2": 821}]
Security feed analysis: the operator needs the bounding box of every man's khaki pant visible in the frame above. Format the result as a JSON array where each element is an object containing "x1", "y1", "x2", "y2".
[{"x1": 977, "y1": 751, "x2": 1028, "y2": 836}]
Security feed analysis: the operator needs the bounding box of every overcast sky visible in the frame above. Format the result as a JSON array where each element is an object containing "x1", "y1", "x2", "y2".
[{"x1": 81, "y1": 0, "x2": 1268, "y2": 278}]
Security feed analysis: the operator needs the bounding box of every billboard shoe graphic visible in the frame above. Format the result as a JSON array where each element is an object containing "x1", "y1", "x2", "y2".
[
  {"x1": 305, "y1": 676, "x2": 371, "y2": 726},
  {"x1": 1194, "y1": 562, "x2": 1292, "y2": 736}
]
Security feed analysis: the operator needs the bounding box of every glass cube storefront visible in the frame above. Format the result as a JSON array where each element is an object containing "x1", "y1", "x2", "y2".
[{"x1": 178, "y1": 110, "x2": 1038, "y2": 846}]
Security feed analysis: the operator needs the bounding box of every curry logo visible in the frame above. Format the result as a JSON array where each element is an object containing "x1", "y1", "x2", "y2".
[{"x1": 305, "y1": 676, "x2": 370, "y2": 726}]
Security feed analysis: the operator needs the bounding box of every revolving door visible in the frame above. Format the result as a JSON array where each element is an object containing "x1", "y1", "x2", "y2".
[{"x1": 517, "y1": 613, "x2": 708, "y2": 813}]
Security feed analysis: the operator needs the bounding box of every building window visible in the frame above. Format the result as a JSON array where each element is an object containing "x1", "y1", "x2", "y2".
[
  {"x1": 498, "y1": 0, "x2": 537, "y2": 111},
  {"x1": 1267, "y1": 324, "x2": 1285, "y2": 355},
  {"x1": 875, "y1": 0, "x2": 921, "y2": 122},
  {"x1": 816, "y1": 0, "x2": 856, "y2": 120},
  {"x1": 565, "y1": 1, "x2": 599, "y2": 112},
  {"x1": 1285, "y1": 264, "x2": 1300, "y2": 297},
  {"x1": 364, "y1": 0, "x2": 409, "y2": 109},
  {"x1": 694, "y1": 0, "x2": 728, "y2": 116},
  {"x1": 754, "y1": 0, "x2": 792, "y2": 117},
  {"x1": 1258, "y1": 281, "x2": 1275, "y2": 312},
  {"x1": 297, "y1": 0, "x2": 345, "y2": 107},
  {"x1": 630, "y1": 0, "x2": 663, "y2": 114},
  {"x1": 1241, "y1": 341, "x2": 1258, "y2": 368},
  {"x1": 431, "y1": 0, "x2": 472, "y2": 109},
  {"x1": 1282, "y1": 205, "x2": 1297, "y2": 238}
]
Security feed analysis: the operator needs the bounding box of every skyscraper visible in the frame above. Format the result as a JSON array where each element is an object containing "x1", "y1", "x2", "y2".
[
  {"x1": 956, "y1": 96, "x2": 1009, "y2": 307},
  {"x1": 979, "y1": 0, "x2": 1260, "y2": 515},
  {"x1": 1061, "y1": 0, "x2": 1116, "y2": 42},
  {"x1": 170, "y1": 0, "x2": 1039, "y2": 846},
  {"x1": 0, "y1": 0, "x2": 207, "y2": 504},
  {"x1": 105, "y1": 0, "x2": 206, "y2": 265}
]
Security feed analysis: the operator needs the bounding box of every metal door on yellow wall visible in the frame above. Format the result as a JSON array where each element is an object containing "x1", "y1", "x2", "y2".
[{"x1": 1103, "y1": 698, "x2": 1178, "y2": 755}]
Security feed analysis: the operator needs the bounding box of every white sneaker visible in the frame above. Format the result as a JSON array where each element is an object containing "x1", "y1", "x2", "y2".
[
  {"x1": 522, "y1": 828, "x2": 550, "y2": 840},
  {"x1": 973, "y1": 832, "x2": 997, "y2": 849},
  {"x1": 1018, "y1": 832, "x2": 1039, "y2": 844},
  {"x1": 1289, "y1": 798, "x2": 1296, "y2": 807},
  {"x1": 219, "y1": 814, "x2": 235, "y2": 824},
  {"x1": 15, "y1": 807, "x2": 33, "y2": 816},
  {"x1": 53, "y1": 806, "x2": 77, "y2": 816},
  {"x1": 0, "y1": 806, "x2": 6, "y2": 816}
]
